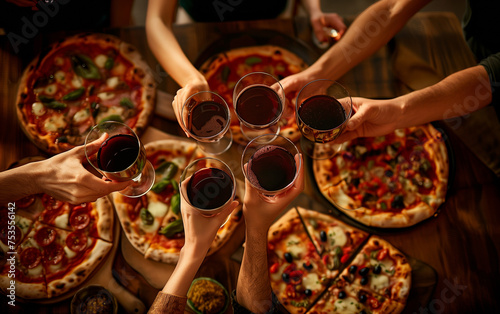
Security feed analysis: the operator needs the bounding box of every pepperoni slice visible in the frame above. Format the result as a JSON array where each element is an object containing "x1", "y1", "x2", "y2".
[
  {"x1": 34, "y1": 227, "x2": 56, "y2": 247},
  {"x1": 15, "y1": 195, "x2": 36, "y2": 208},
  {"x1": 66, "y1": 231, "x2": 88, "y2": 252},
  {"x1": 20, "y1": 247, "x2": 42, "y2": 269},
  {"x1": 41, "y1": 194, "x2": 64, "y2": 211},
  {"x1": 0, "y1": 224, "x2": 21, "y2": 246},
  {"x1": 70, "y1": 208, "x2": 91, "y2": 230},
  {"x1": 43, "y1": 244, "x2": 64, "y2": 265}
]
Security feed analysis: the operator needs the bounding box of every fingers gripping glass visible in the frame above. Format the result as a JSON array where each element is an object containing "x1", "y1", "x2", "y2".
[
  {"x1": 84, "y1": 121, "x2": 155, "y2": 197},
  {"x1": 241, "y1": 134, "x2": 301, "y2": 200},
  {"x1": 181, "y1": 91, "x2": 232, "y2": 155},
  {"x1": 296, "y1": 79, "x2": 353, "y2": 160},
  {"x1": 233, "y1": 72, "x2": 285, "y2": 141}
]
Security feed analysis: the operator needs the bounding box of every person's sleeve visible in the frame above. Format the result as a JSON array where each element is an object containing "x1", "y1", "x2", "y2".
[
  {"x1": 479, "y1": 52, "x2": 500, "y2": 109},
  {"x1": 231, "y1": 289, "x2": 280, "y2": 314},
  {"x1": 148, "y1": 292, "x2": 187, "y2": 314}
]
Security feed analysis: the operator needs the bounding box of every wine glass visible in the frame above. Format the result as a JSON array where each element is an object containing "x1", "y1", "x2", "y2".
[
  {"x1": 181, "y1": 91, "x2": 232, "y2": 155},
  {"x1": 241, "y1": 134, "x2": 301, "y2": 200},
  {"x1": 84, "y1": 121, "x2": 155, "y2": 197},
  {"x1": 233, "y1": 72, "x2": 285, "y2": 141},
  {"x1": 296, "y1": 79, "x2": 352, "y2": 160},
  {"x1": 180, "y1": 157, "x2": 236, "y2": 217}
]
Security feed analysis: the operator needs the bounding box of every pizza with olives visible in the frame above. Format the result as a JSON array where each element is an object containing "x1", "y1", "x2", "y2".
[
  {"x1": 15, "y1": 33, "x2": 155, "y2": 155},
  {"x1": 313, "y1": 124, "x2": 449, "y2": 228},
  {"x1": 199, "y1": 45, "x2": 307, "y2": 145},
  {"x1": 0, "y1": 194, "x2": 114, "y2": 299}
]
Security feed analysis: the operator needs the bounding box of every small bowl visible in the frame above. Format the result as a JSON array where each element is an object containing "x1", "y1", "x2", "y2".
[
  {"x1": 70, "y1": 285, "x2": 118, "y2": 314},
  {"x1": 187, "y1": 277, "x2": 229, "y2": 314}
]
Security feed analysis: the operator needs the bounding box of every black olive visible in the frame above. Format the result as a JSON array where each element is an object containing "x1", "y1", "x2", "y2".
[
  {"x1": 282, "y1": 273, "x2": 289, "y2": 282},
  {"x1": 359, "y1": 294, "x2": 367, "y2": 303},
  {"x1": 385, "y1": 169, "x2": 394, "y2": 177},
  {"x1": 284, "y1": 252, "x2": 293, "y2": 263},
  {"x1": 320, "y1": 230, "x2": 327, "y2": 242},
  {"x1": 360, "y1": 310, "x2": 368, "y2": 314},
  {"x1": 359, "y1": 267, "x2": 370, "y2": 277},
  {"x1": 360, "y1": 277, "x2": 369, "y2": 285},
  {"x1": 304, "y1": 289, "x2": 312, "y2": 297},
  {"x1": 338, "y1": 291, "x2": 346, "y2": 299},
  {"x1": 303, "y1": 262, "x2": 313, "y2": 271},
  {"x1": 351, "y1": 177, "x2": 360, "y2": 187},
  {"x1": 373, "y1": 265, "x2": 382, "y2": 274},
  {"x1": 391, "y1": 195, "x2": 405, "y2": 209},
  {"x1": 348, "y1": 265, "x2": 358, "y2": 274}
]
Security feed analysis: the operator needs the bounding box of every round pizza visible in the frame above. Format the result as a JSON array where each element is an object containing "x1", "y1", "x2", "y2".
[
  {"x1": 314, "y1": 124, "x2": 449, "y2": 228},
  {"x1": 0, "y1": 194, "x2": 114, "y2": 300},
  {"x1": 112, "y1": 139, "x2": 244, "y2": 264},
  {"x1": 199, "y1": 45, "x2": 308, "y2": 145},
  {"x1": 15, "y1": 33, "x2": 156, "y2": 155},
  {"x1": 267, "y1": 207, "x2": 411, "y2": 314}
]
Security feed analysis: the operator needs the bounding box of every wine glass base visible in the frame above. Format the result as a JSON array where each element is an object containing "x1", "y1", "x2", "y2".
[
  {"x1": 197, "y1": 129, "x2": 233, "y2": 155},
  {"x1": 300, "y1": 137, "x2": 342, "y2": 160},
  {"x1": 119, "y1": 160, "x2": 155, "y2": 197}
]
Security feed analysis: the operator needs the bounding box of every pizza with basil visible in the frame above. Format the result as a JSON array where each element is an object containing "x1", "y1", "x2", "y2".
[
  {"x1": 267, "y1": 207, "x2": 412, "y2": 314},
  {"x1": 0, "y1": 194, "x2": 114, "y2": 299},
  {"x1": 16, "y1": 33, "x2": 156, "y2": 155},
  {"x1": 314, "y1": 124, "x2": 449, "y2": 228},
  {"x1": 199, "y1": 45, "x2": 307, "y2": 145},
  {"x1": 112, "y1": 139, "x2": 244, "y2": 263}
]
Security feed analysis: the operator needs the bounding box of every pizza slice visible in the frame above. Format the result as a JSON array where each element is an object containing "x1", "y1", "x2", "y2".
[
  {"x1": 297, "y1": 207, "x2": 368, "y2": 278},
  {"x1": 308, "y1": 276, "x2": 405, "y2": 314},
  {"x1": 338, "y1": 236, "x2": 411, "y2": 304},
  {"x1": 0, "y1": 208, "x2": 34, "y2": 255},
  {"x1": 267, "y1": 209, "x2": 330, "y2": 314}
]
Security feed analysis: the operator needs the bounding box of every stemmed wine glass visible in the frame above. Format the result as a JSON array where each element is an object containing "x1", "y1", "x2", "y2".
[
  {"x1": 296, "y1": 79, "x2": 353, "y2": 160},
  {"x1": 181, "y1": 91, "x2": 232, "y2": 155},
  {"x1": 241, "y1": 134, "x2": 301, "y2": 200},
  {"x1": 233, "y1": 72, "x2": 285, "y2": 141},
  {"x1": 180, "y1": 157, "x2": 236, "y2": 217},
  {"x1": 85, "y1": 121, "x2": 155, "y2": 197}
]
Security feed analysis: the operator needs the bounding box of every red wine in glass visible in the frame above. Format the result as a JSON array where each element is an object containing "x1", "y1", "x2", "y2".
[
  {"x1": 247, "y1": 145, "x2": 296, "y2": 191},
  {"x1": 187, "y1": 168, "x2": 234, "y2": 210},
  {"x1": 235, "y1": 85, "x2": 282, "y2": 126},
  {"x1": 298, "y1": 95, "x2": 347, "y2": 143},
  {"x1": 188, "y1": 100, "x2": 228, "y2": 137},
  {"x1": 97, "y1": 134, "x2": 139, "y2": 172}
]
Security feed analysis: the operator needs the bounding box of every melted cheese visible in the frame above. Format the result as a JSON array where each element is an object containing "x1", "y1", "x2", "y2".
[
  {"x1": 32, "y1": 102, "x2": 46, "y2": 116},
  {"x1": 64, "y1": 246, "x2": 77, "y2": 259},
  {"x1": 45, "y1": 84, "x2": 57, "y2": 95},
  {"x1": 73, "y1": 109, "x2": 90, "y2": 124},
  {"x1": 148, "y1": 201, "x2": 168, "y2": 218},
  {"x1": 171, "y1": 156, "x2": 187, "y2": 168},
  {"x1": 106, "y1": 76, "x2": 120, "y2": 88},
  {"x1": 284, "y1": 234, "x2": 307, "y2": 258},
  {"x1": 44, "y1": 115, "x2": 67, "y2": 132},
  {"x1": 27, "y1": 264, "x2": 43, "y2": 277},
  {"x1": 334, "y1": 297, "x2": 362, "y2": 313},
  {"x1": 97, "y1": 92, "x2": 116, "y2": 100},
  {"x1": 140, "y1": 219, "x2": 159, "y2": 233},
  {"x1": 71, "y1": 76, "x2": 83, "y2": 88},
  {"x1": 54, "y1": 213, "x2": 69, "y2": 229},
  {"x1": 54, "y1": 70, "x2": 66, "y2": 82},
  {"x1": 302, "y1": 273, "x2": 322, "y2": 291},
  {"x1": 370, "y1": 274, "x2": 390, "y2": 291},
  {"x1": 111, "y1": 62, "x2": 126, "y2": 76},
  {"x1": 327, "y1": 226, "x2": 347, "y2": 247},
  {"x1": 49, "y1": 263, "x2": 63, "y2": 272},
  {"x1": 94, "y1": 54, "x2": 108, "y2": 68}
]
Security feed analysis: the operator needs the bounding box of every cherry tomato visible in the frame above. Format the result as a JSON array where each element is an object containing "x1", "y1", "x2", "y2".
[
  {"x1": 269, "y1": 262, "x2": 280, "y2": 274},
  {"x1": 377, "y1": 248, "x2": 388, "y2": 261}
]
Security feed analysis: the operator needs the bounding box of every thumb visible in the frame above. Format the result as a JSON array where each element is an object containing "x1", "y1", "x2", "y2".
[
  {"x1": 81, "y1": 133, "x2": 108, "y2": 158},
  {"x1": 346, "y1": 106, "x2": 367, "y2": 131}
]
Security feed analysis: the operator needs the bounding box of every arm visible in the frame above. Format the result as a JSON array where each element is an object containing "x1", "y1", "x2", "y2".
[
  {"x1": 281, "y1": 0, "x2": 431, "y2": 93},
  {"x1": 146, "y1": 0, "x2": 209, "y2": 123},
  {"x1": 148, "y1": 181, "x2": 239, "y2": 314},
  {"x1": 0, "y1": 140, "x2": 130, "y2": 204},
  {"x1": 336, "y1": 65, "x2": 492, "y2": 142},
  {"x1": 300, "y1": 0, "x2": 346, "y2": 43},
  {"x1": 236, "y1": 156, "x2": 304, "y2": 313}
]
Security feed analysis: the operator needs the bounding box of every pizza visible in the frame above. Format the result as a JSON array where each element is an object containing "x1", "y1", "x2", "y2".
[
  {"x1": 112, "y1": 139, "x2": 244, "y2": 263},
  {"x1": 16, "y1": 32, "x2": 156, "y2": 155},
  {"x1": 199, "y1": 45, "x2": 308, "y2": 145},
  {"x1": 0, "y1": 194, "x2": 114, "y2": 299},
  {"x1": 267, "y1": 207, "x2": 411, "y2": 314},
  {"x1": 314, "y1": 124, "x2": 449, "y2": 228}
]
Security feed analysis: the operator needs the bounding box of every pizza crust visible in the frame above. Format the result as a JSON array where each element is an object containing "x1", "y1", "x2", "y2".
[{"x1": 94, "y1": 196, "x2": 114, "y2": 242}]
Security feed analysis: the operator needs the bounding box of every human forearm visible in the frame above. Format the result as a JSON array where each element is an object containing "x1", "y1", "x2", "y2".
[
  {"x1": 162, "y1": 247, "x2": 206, "y2": 296},
  {"x1": 307, "y1": 0, "x2": 430, "y2": 81},
  {"x1": 398, "y1": 65, "x2": 492, "y2": 128},
  {"x1": 0, "y1": 162, "x2": 44, "y2": 203}
]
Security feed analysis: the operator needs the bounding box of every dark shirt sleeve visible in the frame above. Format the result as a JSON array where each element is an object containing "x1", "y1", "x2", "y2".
[
  {"x1": 231, "y1": 289, "x2": 280, "y2": 314},
  {"x1": 479, "y1": 53, "x2": 500, "y2": 110}
]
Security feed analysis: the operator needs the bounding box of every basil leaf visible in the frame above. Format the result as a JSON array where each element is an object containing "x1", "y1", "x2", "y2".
[
  {"x1": 159, "y1": 219, "x2": 184, "y2": 238},
  {"x1": 98, "y1": 114, "x2": 123, "y2": 124},
  {"x1": 104, "y1": 58, "x2": 114, "y2": 70},
  {"x1": 171, "y1": 193, "x2": 180, "y2": 215},
  {"x1": 119, "y1": 97, "x2": 135, "y2": 109},
  {"x1": 38, "y1": 95, "x2": 54, "y2": 103},
  {"x1": 221, "y1": 65, "x2": 230, "y2": 83},
  {"x1": 151, "y1": 179, "x2": 171, "y2": 194},
  {"x1": 71, "y1": 54, "x2": 101, "y2": 80},
  {"x1": 155, "y1": 161, "x2": 179, "y2": 180},
  {"x1": 44, "y1": 101, "x2": 67, "y2": 110},
  {"x1": 245, "y1": 56, "x2": 262, "y2": 65},
  {"x1": 62, "y1": 87, "x2": 85, "y2": 101},
  {"x1": 140, "y1": 208, "x2": 154, "y2": 226}
]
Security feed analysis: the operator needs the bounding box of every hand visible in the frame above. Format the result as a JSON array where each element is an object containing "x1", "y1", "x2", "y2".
[
  {"x1": 172, "y1": 79, "x2": 210, "y2": 135},
  {"x1": 310, "y1": 11, "x2": 346, "y2": 43},
  {"x1": 179, "y1": 180, "x2": 239, "y2": 254},
  {"x1": 335, "y1": 97, "x2": 405, "y2": 143},
  {"x1": 242, "y1": 154, "x2": 304, "y2": 232},
  {"x1": 279, "y1": 68, "x2": 319, "y2": 100},
  {"x1": 36, "y1": 137, "x2": 131, "y2": 204}
]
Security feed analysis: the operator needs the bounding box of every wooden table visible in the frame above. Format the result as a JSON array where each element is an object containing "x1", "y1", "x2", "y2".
[{"x1": 1, "y1": 12, "x2": 499, "y2": 313}]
